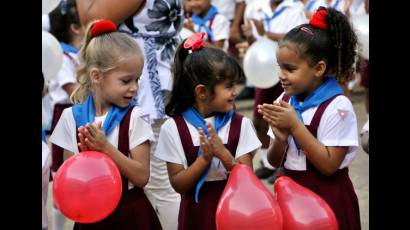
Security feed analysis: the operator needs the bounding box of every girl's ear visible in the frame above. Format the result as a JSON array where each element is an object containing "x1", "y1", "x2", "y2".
[
  {"x1": 90, "y1": 68, "x2": 103, "y2": 84},
  {"x1": 194, "y1": 84, "x2": 209, "y2": 100},
  {"x1": 314, "y1": 60, "x2": 327, "y2": 78},
  {"x1": 70, "y1": 23, "x2": 84, "y2": 36}
]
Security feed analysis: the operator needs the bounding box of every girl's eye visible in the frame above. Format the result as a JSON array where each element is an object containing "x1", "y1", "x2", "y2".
[
  {"x1": 279, "y1": 64, "x2": 296, "y2": 73},
  {"x1": 121, "y1": 80, "x2": 130, "y2": 84}
]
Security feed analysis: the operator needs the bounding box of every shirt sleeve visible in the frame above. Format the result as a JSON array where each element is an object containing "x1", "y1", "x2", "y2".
[
  {"x1": 49, "y1": 108, "x2": 79, "y2": 153},
  {"x1": 212, "y1": 14, "x2": 230, "y2": 42},
  {"x1": 284, "y1": 7, "x2": 308, "y2": 31},
  {"x1": 154, "y1": 119, "x2": 188, "y2": 168},
  {"x1": 318, "y1": 96, "x2": 359, "y2": 147},
  {"x1": 55, "y1": 55, "x2": 77, "y2": 88},
  {"x1": 235, "y1": 117, "x2": 262, "y2": 158},
  {"x1": 129, "y1": 106, "x2": 155, "y2": 150}
]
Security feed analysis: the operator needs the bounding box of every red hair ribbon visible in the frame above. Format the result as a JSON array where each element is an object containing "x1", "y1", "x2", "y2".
[
  {"x1": 309, "y1": 9, "x2": 328, "y2": 30},
  {"x1": 90, "y1": 20, "x2": 117, "y2": 38},
  {"x1": 183, "y1": 32, "x2": 206, "y2": 52}
]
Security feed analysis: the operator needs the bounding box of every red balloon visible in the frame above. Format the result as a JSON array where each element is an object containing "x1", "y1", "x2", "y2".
[
  {"x1": 216, "y1": 163, "x2": 283, "y2": 230},
  {"x1": 274, "y1": 176, "x2": 338, "y2": 230},
  {"x1": 53, "y1": 151, "x2": 122, "y2": 223}
]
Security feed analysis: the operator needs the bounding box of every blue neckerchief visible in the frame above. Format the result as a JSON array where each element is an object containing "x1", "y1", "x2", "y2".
[
  {"x1": 263, "y1": 6, "x2": 288, "y2": 32},
  {"x1": 181, "y1": 107, "x2": 234, "y2": 203},
  {"x1": 192, "y1": 5, "x2": 218, "y2": 42},
  {"x1": 42, "y1": 128, "x2": 46, "y2": 143},
  {"x1": 305, "y1": 0, "x2": 317, "y2": 11},
  {"x1": 332, "y1": 0, "x2": 341, "y2": 9},
  {"x1": 72, "y1": 93, "x2": 136, "y2": 135},
  {"x1": 289, "y1": 76, "x2": 342, "y2": 155},
  {"x1": 60, "y1": 42, "x2": 78, "y2": 54}
]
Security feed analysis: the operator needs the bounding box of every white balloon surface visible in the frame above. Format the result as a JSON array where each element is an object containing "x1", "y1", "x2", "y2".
[
  {"x1": 243, "y1": 37, "x2": 280, "y2": 89},
  {"x1": 42, "y1": 30, "x2": 63, "y2": 81},
  {"x1": 42, "y1": 0, "x2": 61, "y2": 14}
]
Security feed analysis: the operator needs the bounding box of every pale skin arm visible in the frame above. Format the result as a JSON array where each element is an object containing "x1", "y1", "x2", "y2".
[
  {"x1": 167, "y1": 124, "x2": 253, "y2": 194},
  {"x1": 79, "y1": 121, "x2": 150, "y2": 187},
  {"x1": 75, "y1": 0, "x2": 146, "y2": 26},
  {"x1": 258, "y1": 100, "x2": 347, "y2": 176}
]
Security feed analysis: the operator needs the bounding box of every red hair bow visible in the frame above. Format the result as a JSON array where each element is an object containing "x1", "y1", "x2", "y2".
[
  {"x1": 183, "y1": 32, "x2": 206, "y2": 52},
  {"x1": 90, "y1": 20, "x2": 117, "y2": 38},
  {"x1": 309, "y1": 9, "x2": 328, "y2": 30}
]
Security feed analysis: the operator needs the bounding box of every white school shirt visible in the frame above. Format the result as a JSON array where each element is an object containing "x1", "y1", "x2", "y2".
[
  {"x1": 249, "y1": 0, "x2": 308, "y2": 40},
  {"x1": 329, "y1": 0, "x2": 346, "y2": 13},
  {"x1": 305, "y1": 0, "x2": 328, "y2": 12},
  {"x1": 50, "y1": 106, "x2": 155, "y2": 188},
  {"x1": 48, "y1": 51, "x2": 78, "y2": 106},
  {"x1": 193, "y1": 13, "x2": 230, "y2": 44},
  {"x1": 155, "y1": 115, "x2": 262, "y2": 181},
  {"x1": 211, "y1": 0, "x2": 244, "y2": 21},
  {"x1": 267, "y1": 93, "x2": 359, "y2": 170}
]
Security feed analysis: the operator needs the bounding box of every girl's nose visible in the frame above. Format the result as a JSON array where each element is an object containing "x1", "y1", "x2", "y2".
[
  {"x1": 279, "y1": 70, "x2": 286, "y2": 81},
  {"x1": 232, "y1": 85, "x2": 238, "y2": 97},
  {"x1": 130, "y1": 82, "x2": 138, "y2": 93}
]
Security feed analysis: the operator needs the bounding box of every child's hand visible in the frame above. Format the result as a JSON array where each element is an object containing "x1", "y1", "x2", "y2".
[
  {"x1": 77, "y1": 126, "x2": 90, "y2": 152},
  {"x1": 250, "y1": 18, "x2": 265, "y2": 36},
  {"x1": 241, "y1": 19, "x2": 253, "y2": 38},
  {"x1": 257, "y1": 100, "x2": 300, "y2": 133},
  {"x1": 198, "y1": 127, "x2": 214, "y2": 161},
  {"x1": 270, "y1": 125, "x2": 290, "y2": 143},
  {"x1": 205, "y1": 123, "x2": 226, "y2": 159},
  {"x1": 81, "y1": 121, "x2": 112, "y2": 153},
  {"x1": 183, "y1": 18, "x2": 195, "y2": 32}
]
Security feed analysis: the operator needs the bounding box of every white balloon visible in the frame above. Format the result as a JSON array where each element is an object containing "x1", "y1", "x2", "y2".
[
  {"x1": 243, "y1": 37, "x2": 280, "y2": 89},
  {"x1": 42, "y1": 30, "x2": 63, "y2": 81},
  {"x1": 42, "y1": 0, "x2": 61, "y2": 15},
  {"x1": 351, "y1": 14, "x2": 369, "y2": 60}
]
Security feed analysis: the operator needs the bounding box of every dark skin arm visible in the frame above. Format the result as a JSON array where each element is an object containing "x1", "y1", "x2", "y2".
[
  {"x1": 75, "y1": 0, "x2": 146, "y2": 26},
  {"x1": 258, "y1": 101, "x2": 347, "y2": 176},
  {"x1": 229, "y1": 2, "x2": 246, "y2": 43},
  {"x1": 167, "y1": 123, "x2": 253, "y2": 194}
]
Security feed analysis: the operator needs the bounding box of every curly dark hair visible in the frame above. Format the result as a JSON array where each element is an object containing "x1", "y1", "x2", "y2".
[
  {"x1": 279, "y1": 7, "x2": 358, "y2": 82},
  {"x1": 165, "y1": 42, "x2": 244, "y2": 117},
  {"x1": 49, "y1": 0, "x2": 81, "y2": 43}
]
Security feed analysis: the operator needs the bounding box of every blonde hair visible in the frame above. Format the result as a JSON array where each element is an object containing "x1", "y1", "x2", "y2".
[{"x1": 70, "y1": 19, "x2": 143, "y2": 103}]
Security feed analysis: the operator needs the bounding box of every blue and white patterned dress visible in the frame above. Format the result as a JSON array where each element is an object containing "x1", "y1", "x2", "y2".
[{"x1": 119, "y1": 0, "x2": 184, "y2": 121}]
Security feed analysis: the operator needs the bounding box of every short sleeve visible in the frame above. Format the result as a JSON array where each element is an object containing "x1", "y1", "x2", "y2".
[
  {"x1": 284, "y1": 8, "x2": 308, "y2": 31},
  {"x1": 49, "y1": 108, "x2": 79, "y2": 153},
  {"x1": 55, "y1": 55, "x2": 77, "y2": 87},
  {"x1": 235, "y1": 117, "x2": 262, "y2": 158},
  {"x1": 154, "y1": 119, "x2": 188, "y2": 168},
  {"x1": 129, "y1": 106, "x2": 155, "y2": 150},
  {"x1": 212, "y1": 14, "x2": 230, "y2": 41},
  {"x1": 317, "y1": 96, "x2": 359, "y2": 147}
]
